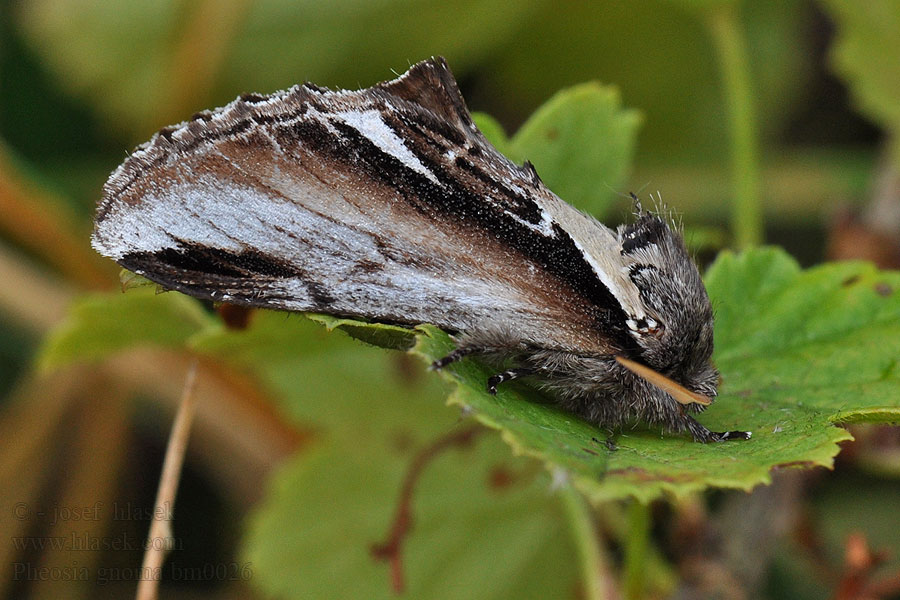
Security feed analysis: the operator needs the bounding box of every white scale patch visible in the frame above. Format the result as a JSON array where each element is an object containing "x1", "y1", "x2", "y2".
[
  {"x1": 499, "y1": 204, "x2": 556, "y2": 237},
  {"x1": 538, "y1": 196, "x2": 648, "y2": 321},
  {"x1": 503, "y1": 181, "x2": 556, "y2": 237},
  {"x1": 572, "y1": 235, "x2": 641, "y2": 317},
  {"x1": 94, "y1": 182, "x2": 251, "y2": 259},
  {"x1": 95, "y1": 171, "x2": 390, "y2": 264},
  {"x1": 334, "y1": 109, "x2": 440, "y2": 184}
]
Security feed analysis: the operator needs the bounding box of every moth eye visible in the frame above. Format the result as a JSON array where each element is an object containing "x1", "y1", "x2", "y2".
[{"x1": 626, "y1": 317, "x2": 664, "y2": 336}]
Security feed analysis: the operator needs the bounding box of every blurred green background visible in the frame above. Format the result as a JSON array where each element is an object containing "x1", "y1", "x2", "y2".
[{"x1": 2, "y1": 1, "x2": 899, "y2": 598}]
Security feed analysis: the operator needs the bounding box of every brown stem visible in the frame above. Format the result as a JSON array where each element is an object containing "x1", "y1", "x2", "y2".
[{"x1": 370, "y1": 424, "x2": 484, "y2": 593}]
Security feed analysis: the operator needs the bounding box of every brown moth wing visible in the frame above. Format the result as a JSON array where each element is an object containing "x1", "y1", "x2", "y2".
[{"x1": 93, "y1": 58, "x2": 628, "y2": 355}]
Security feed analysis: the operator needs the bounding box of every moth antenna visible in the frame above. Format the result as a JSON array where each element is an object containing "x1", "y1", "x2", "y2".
[
  {"x1": 632, "y1": 181, "x2": 653, "y2": 215},
  {"x1": 615, "y1": 356, "x2": 712, "y2": 406},
  {"x1": 628, "y1": 192, "x2": 643, "y2": 215},
  {"x1": 602, "y1": 185, "x2": 649, "y2": 218},
  {"x1": 603, "y1": 182, "x2": 633, "y2": 201}
]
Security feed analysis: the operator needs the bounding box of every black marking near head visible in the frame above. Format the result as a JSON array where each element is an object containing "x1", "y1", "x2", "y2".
[
  {"x1": 628, "y1": 263, "x2": 658, "y2": 280},
  {"x1": 620, "y1": 215, "x2": 717, "y2": 394},
  {"x1": 620, "y1": 214, "x2": 667, "y2": 255}
]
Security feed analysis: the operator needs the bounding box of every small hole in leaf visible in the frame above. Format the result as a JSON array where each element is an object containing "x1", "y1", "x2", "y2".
[{"x1": 874, "y1": 282, "x2": 892, "y2": 297}]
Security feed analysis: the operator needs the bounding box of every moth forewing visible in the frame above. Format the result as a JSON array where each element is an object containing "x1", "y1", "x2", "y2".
[{"x1": 91, "y1": 56, "x2": 750, "y2": 443}]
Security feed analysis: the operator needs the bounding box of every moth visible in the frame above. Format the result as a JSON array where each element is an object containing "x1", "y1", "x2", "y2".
[{"x1": 92, "y1": 57, "x2": 750, "y2": 442}]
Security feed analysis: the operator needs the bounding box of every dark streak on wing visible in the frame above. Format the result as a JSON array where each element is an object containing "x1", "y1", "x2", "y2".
[
  {"x1": 120, "y1": 245, "x2": 336, "y2": 309},
  {"x1": 152, "y1": 245, "x2": 300, "y2": 279},
  {"x1": 374, "y1": 62, "x2": 628, "y2": 337},
  {"x1": 451, "y1": 155, "x2": 546, "y2": 224}
]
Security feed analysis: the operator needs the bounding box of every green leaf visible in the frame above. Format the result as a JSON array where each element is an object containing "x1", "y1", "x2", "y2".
[
  {"x1": 408, "y1": 247, "x2": 900, "y2": 502},
  {"x1": 506, "y1": 84, "x2": 641, "y2": 217},
  {"x1": 188, "y1": 311, "x2": 452, "y2": 443},
  {"x1": 412, "y1": 325, "x2": 614, "y2": 478},
  {"x1": 306, "y1": 314, "x2": 417, "y2": 351},
  {"x1": 709, "y1": 249, "x2": 900, "y2": 429},
  {"x1": 821, "y1": 0, "x2": 900, "y2": 166},
  {"x1": 195, "y1": 314, "x2": 582, "y2": 598},
  {"x1": 471, "y1": 112, "x2": 512, "y2": 157},
  {"x1": 192, "y1": 310, "x2": 581, "y2": 598},
  {"x1": 37, "y1": 288, "x2": 214, "y2": 371},
  {"x1": 476, "y1": 85, "x2": 641, "y2": 218},
  {"x1": 244, "y1": 433, "x2": 579, "y2": 600}
]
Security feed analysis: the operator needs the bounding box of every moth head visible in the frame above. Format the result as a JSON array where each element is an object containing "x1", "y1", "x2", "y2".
[{"x1": 617, "y1": 212, "x2": 719, "y2": 399}]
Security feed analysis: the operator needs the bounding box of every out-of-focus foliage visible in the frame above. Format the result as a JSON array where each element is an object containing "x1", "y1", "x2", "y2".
[
  {"x1": 39, "y1": 289, "x2": 214, "y2": 371},
  {"x1": 476, "y1": 83, "x2": 642, "y2": 217},
  {"x1": 821, "y1": 0, "x2": 900, "y2": 167},
  {"x1": 14, "y1": 0, "x2": 807, "y2": 163},
  {"x1": 14, "y1": 0, "x2": 544, "y2": 141}
]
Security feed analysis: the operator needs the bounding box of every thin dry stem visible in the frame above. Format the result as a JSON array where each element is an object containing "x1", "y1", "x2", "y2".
[{"x1": 135, "y1": 358, "x2": 199, "y2": 600}]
